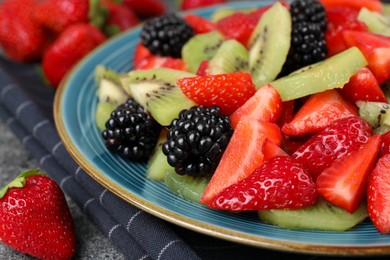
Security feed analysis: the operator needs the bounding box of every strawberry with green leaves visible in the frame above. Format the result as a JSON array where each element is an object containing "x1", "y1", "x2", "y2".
[
  {"x1": 208, "y1": 155, "x2": 318, "y2": 212},
  {"x1": 292, "y1": 116, "x2": 372, "y2": 180},
  {"x1": 0, "y1": 0, "x2": 52, "y2": 62},
  {"x1": 0, "y1": 169, "x2": 76, "y2": 260},
  {"x1": 177, "y1": 72, "x2": 256, "y2": 115},
  {"x1": 317, "y1": 134, "x2": 382, "y2": 213},
  {"x1": 42, "y1": 23, "x2": 106, "y2": 87}
]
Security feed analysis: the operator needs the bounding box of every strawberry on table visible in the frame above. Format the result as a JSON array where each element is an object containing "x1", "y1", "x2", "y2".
[
  {"x1": 317, "y1": 134, "x2": 382, "y2": 213},
  {"x1": 0, "y1": 169, "x2": 76, "y2": 259},
  {"x1": 0, "y1": 0, "x2": 52, "y2": 62},
  {"x1": 282, "y1": 89, "x2": 358, "y2": 136},
  {"x1": 33, "y1": 0, "x2": 102, "y2": 35},
  {"x1": 292, "y1": 116, "x2": 372, "y2": 180},
  {"x1": 367, "y1": 153, "x2": 390, "y2": 234},
  {"x1": 102, "y1": 0, "x2": 140, "y2": 36},
  {"x1": 123, "y1": 0, "x2": 165, "y2": 18},
  {"x1": 177, "y1": 71, "x2": 256, "y2": 116},
  {"x1": 208, "y1": 155, "x2": 317, "y2": 212},
  {"x1": 42, "y1": 23, "x2": 106, "y2": 87}
]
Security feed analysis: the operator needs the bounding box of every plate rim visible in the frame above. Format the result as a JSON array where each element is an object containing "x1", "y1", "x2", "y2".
[{"x1": 53, "y1": 1, "x2": 390, "y2": 256}]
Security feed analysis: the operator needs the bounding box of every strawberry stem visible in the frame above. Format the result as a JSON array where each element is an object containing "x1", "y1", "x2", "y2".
[
  {"x1": 0, "y1": 169, "x2": 46, "y2": 199},
  {"x1": 89, "y1": 0, "x2": 108, "y2": 29}
]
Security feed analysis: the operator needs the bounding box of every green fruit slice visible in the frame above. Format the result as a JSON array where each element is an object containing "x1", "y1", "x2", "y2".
[
  {"x1": 164, "y1": 169, "x2": 210, "y2": 204},
  {"x1": 258, "y1": 197, "x2": 368, "y2": 231},
  {"x1": 357, "y1": 100, "x2": 390, "y2": 134},
  {"x1": 248, "y1": 2, "x2": 291, "y2": 89},
  {"x1": 271, "y1": 47, "x2": 367, "y2": 101},
  {"x1": 146, "y1": 129, "x2": 172, "y2": 181},
  {"x1": 358, "y1": 7, "x2": 390, "y2": 36}
]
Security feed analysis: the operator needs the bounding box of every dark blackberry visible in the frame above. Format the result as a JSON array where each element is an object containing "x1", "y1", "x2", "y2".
[
  {"x1": 290, "y1": 0, "x2": 327, "y2": 31},
  {"x1": 140, "y1": 13, "x2": 194, "y2": 58},
  {"x1": 102, "y1": 98, "x2": 161, "y2": 162},
  {"x1": 162, "y1": 106, "x2": 233, "y2": 177},
  {"x1": 280, "y1": 23, "x2": 327, "y2": 76}
]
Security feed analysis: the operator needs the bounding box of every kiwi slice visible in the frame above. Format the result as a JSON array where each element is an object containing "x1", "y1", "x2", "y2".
[
  {"x1": 210, "y1": 8, "x2": 255, "y2": 22},
  {"x1": 208, "y1": 39, "x2": 249, "y2": 75},
  {"x1": 146, "y1": 128, "x2": 172, "y2": 181},
  {"x1": 271, "y1": 47, "x2": 367, "y2": 101},
  {"x1": 247, "y1": 2, "x2": 291, "y2": 89},
  {"x1": 357, "y1": 100, "x2": 390, "y2": 134},
  {"x1": 258, "y1": 197, "x2": 368, "y2": 231},
  {"x1": 358, "y1": 7, "x2": 390, "y2": 36},
  {"x1": 120, "y1": 68, "x2": 197, "y2": 126},
  {"x1": 94, "y1": 65, "x2": 129, "y2": 131},
  {"x1": 164, "y1": 169, "x2": 210, "y2": 204},
  {"x1": 181, "y1": 31, "x2": 225, "y2": 73}
]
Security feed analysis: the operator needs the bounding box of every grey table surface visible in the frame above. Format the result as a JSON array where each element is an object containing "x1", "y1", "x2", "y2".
[{"x1": 0, "y1": 121, "x2": 125, "y2": 259}]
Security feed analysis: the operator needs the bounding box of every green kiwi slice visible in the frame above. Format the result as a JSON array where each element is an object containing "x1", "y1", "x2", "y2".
[
  {"x1": 164, "y1": 169, "x2": 210, "y2": 204},
  {"x1": 258, "y1": 197, "x2": 368, "y2": 231},
  {"x1": 358, "y1": 7, "x2": 390, "y2": 36},
  {"x1": 146, "y1": 128, "x2": 172, "y2": 181},
  {"x1": 181, "y1": 31, "x2": 225, "y2": 73},
  {"x1": 120, "y1": 68, "x2": 197, "y2": 126},
  {"x1": 357, "y1": 100, "x2": 390, "y2": 134},
  {"x1": 248, "y1": 2, "x2": 291, "y2": 89},
  {"x1": 271, "y1": 47, "x2": 367, "y2": 101},
  {"x1": 208, "y1": 39, "x2": 249, "y2": 75}
]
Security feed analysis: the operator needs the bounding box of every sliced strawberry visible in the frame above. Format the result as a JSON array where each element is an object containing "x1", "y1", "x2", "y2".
[
  {"x1": 282, "y1": 90, "x2": 358, "y2": 136},
  {"x1": 339, "y1": 67, "x2": 387, "y2": 103},
  {"x1": 319, "y1": 0, "x2": 383, "y2": 12},
  {"x1": 367, "y1": 153, "x2": 390, "y2": 234},
  {"x1": 216, "y1": 12, "x2": 256, "y2": 47},
  {"x1": 343, "y1": 30, "x2": 390, "y2": 84},
  {"x1": 133, "y1": 42, "x2": 151, "y2": 68},
  {"x1": 317, "y1": 134, "x2": 382, "y2": 213},
  {"x1": 263, "y1": 139, "x2": 289, "y2": 161},
  {"x1": 180, "y1": 0, "x2": 227, "y2": 11},
  {"x1": 208, "y1": 155, "x2": 317, "y2": 211},
  {"x1": 177, "y1": 72, "x2": 256, "y2": 116},
  {"x1": 183, "y1": 14, "x2": 216, "y2": 34},
  {"x1": 200, "y1": 118, "x2": 282, "y2": 205},
  {"x1": 325, "y1": 6, "x2": 368, "y2": 57},
  {"x1": 292, "y1": 116, "x2": 372, "y2": 180},
  {"x1": 379, "y1": 131, "x2": 390, "y2": 157},
  {"x1": 195, "y1": 60, "x2": 209, "y2": 76},
  {"x1": 229, "y1": 85, "x2": 282, "y2": 128}
]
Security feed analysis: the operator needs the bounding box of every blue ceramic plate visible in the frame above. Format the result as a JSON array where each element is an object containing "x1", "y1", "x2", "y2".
[{"x1": 54, "y1": 1, "x2": 390, "y2": 256}]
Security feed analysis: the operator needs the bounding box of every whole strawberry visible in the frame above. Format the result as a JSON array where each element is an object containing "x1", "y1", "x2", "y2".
[
  {"x1": 42, "y1": 23, "x2": 106, "y2": 87},
  {"x1": 180, "y1": 0, "x2": 227, "y2": 10},
  {"x1": 33, "y1": 0, "x2": 106, "y2": 35},
  {"x1": 208, "y1": 155, "x2": 318, "y2": 212},
  {"x1": 0, "y1": 0, "x2": 52, "y2": 62},
  {"x1": 0, "y1": 169, "x2": 76, "y2": 260},
  {"x1": 102, "y1": 0, "x2": 140, "y2": 36}
]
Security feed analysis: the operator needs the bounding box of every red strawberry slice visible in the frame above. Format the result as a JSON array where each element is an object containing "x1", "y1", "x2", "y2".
[
  {"x1": 319, "y1": 0, "x2": 383, "y2": 12},
  {"x1": 183, "y1": 14, "x2": 216, "y2": 34},
  {"x1": 282, "y1": 89, "x2": 358, "y2": 136},
  {"x1": 229, "y1": 84, "x2": 282, "y2": 128},
  {"x1": 339, "y1": 67, "x2": 387, "y2": 103},
  {"x1": 292, "y1": 116, "x2": 372, "y2": 180},
  {"x1": 317, "y1": 134, "x2": 382, "y2": 213},
  {"x1": 200, "y1": 118, "x2": 282, "y2": 205},
  {"x1": 177, "y1": 72, "x2": 256, "y2": 116},
  {"x1": 380, "y1": 131, "x2": 390, "y2": 157},
  {"x1": 216, "y1": 12, "x2": 257, "y2": 47},
  {"x1": 343, "y1": 30, "x2": 390, "y2": 84},
  {"x1": 208, "y1": 155, "x2": 317, "y2": 211},
  {"x1": 180, "y1": 0, "x2": 227, "y2": 11},
  {"x1": 263, "y1": 138, "x2": 289, "y2": 161},
  {"x1": 367, "y1": 153, "x2": 390, "y2": 234}
]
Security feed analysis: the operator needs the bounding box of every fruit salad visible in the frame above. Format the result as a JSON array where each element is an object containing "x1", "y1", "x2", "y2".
[{"x1": 94, "y1": 0, "x2": 390, "y2": 234}]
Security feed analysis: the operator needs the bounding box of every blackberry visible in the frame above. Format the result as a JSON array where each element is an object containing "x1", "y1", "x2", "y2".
[
  {"x1": 140, "y1": 13, "x2": 194, "y2": 58},
  {"x1": 102, "y1": 98, "x2": 161, "y2": 162},
  {"x1": 162, "y1": 106, "x2": 233, "y2": 177},
  {"x1": 290, "y1": 0, "x2": 327, "y2": 31}
]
